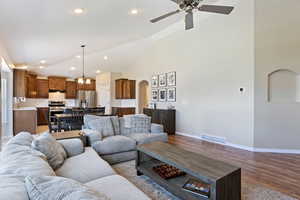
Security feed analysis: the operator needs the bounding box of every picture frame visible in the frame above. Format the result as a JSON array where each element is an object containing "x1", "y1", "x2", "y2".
[
  {"x1": 151, "y1": 75, "x2": 158, "y2": 88},
  {"x1": 167, "y1": 71, "x2": 176, "y2": 86},
  {"x1": 167, "y1": 88, "x2": 176, "y2": 102},
  {"x1": 159, "y1": 73, "x2": 167, "y2": 87},
  {"x1": 151, "y1": 89, "x2": 159, "y2": 102},
  {"x1": 159, "y1": 88, "x2": 167, "y2": 102}
]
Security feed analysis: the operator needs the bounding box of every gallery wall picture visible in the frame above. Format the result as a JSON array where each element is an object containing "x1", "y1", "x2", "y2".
[
  {"x1": 159, "y1": 88, "x2": 167, "y2": 102},
  {"x1": 151, "y1": 75, "x2": 158, "y2": 88},
  {"x1": 159, "y1": 74, "x2": 167, "y2": 87},
  {"x1": 167, "y1": 88, "x2": 176, "y2": 102},
  {"x1": 151, "y1": 89, "x2": 159, "y2": 102},
  {"x1": 167, "y1": 71, "x2": 176, "y2": 86}
]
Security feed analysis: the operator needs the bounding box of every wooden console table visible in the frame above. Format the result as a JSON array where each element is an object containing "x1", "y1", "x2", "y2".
[
  {"x1": 136, "y1": 142, "x2": 241, "y2": 200},
  {"x1": 143, "y1": 108, "x2": 176, "y2": 135}
]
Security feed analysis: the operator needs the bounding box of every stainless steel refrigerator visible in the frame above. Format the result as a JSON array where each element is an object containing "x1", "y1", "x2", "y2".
[{"x1": 76, "y1": 90, "x2": 97, "y2": 108}]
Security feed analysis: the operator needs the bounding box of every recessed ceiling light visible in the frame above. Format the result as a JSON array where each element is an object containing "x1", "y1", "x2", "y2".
[
  {"x1": 40, "y1": 60, "x2": 46, "y2": 64},
  {"x1": 75, "y1": 55, "x2": 81, "y2": 58},
  {"x1": 130, "y1": 9, "x2": 139, "y2": 15},
  {"x1": 96, "y1": 70, "x2": 101, "y2": 74},
  {"x1": 104, "y1": 56, "x2": 108, "y2": 60},
  {"x1": 70, "y1": 67, "x2": 76, "y2": 71},
  {"x1": 39, "y1": 66, "x2": 45, "y2": 69},
  {"x1": 73, "y1": 8, "x2": 84, "y2": 15}
]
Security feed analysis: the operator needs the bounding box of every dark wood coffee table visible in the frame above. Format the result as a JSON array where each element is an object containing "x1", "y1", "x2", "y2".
[{"x1": 136, "y1": 142, "x2": 241, "y2": 200}]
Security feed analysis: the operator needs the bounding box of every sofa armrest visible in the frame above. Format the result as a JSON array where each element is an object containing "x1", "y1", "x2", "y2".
[
  {"x1": 58, "y1": 139, "x2": 84, "y2": 157},
  {"x1": 83, "y1": 129, "x2": 102, "y2": 146},
  {"x1": 151, "y1": 123, "x2": 164, "y2": 133}
]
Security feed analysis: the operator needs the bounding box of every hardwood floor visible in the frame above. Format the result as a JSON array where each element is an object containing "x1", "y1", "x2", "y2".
[{"x1": 168, "y1": 135, "x2": 300, "y2": 199}]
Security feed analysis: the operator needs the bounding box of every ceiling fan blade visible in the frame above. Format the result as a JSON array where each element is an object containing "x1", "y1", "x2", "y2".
[
  {"x1": 150, "y1": 10, "x2": 181, "y2": 23},
  {"x1": 198, "y1": 5, "x2": 234, "y2": 15},
  {"x1": 185, "y1": 10, "x2": 194, "y2": 30}
]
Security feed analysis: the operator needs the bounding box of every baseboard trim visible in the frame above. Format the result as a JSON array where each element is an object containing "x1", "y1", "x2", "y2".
[{"x1": 175, "y1": 132, "x2": 300, "y2": 154}]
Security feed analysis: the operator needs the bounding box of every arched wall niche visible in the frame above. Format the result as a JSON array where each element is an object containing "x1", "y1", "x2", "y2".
[{"x1": 268, "y1": 69, "x2": 300, "y2": 103}]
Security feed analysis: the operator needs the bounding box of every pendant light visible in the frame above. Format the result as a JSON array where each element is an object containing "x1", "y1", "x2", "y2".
[{"x1": 78, "y1": 45, "x2": 91, "y2": 85}]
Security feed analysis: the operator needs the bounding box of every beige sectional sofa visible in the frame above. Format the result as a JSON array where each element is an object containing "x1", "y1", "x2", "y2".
[{"x1": 0, "y1": 132, "x2": 150, "y2": 200}]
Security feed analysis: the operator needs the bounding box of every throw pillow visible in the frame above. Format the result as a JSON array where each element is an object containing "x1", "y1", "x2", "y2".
[
  {"x1": 6, "y1": 132, "x2": 33, "y2": 147},
  {"x1": 32, "y1": 133, "x2": 67, "y2": 170},
  {"x1": 25, "y1": 176, "x2": 109, "y2": 200}
]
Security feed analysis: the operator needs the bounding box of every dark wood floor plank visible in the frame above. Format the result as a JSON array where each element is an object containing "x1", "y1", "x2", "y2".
[{"x1": 168, "y1": 135, "x2": 300, "y2": 199}]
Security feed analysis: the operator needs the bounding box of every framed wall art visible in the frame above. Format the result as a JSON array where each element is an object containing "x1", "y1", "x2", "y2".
[
  {"x1": 167, "y1": 71, "x2": 176, "y2": 86},
  {"x1": 151, "y1": 89, "x2": 159, "y2": 102},
  {"x1": 159, "y1": 88, "x2": 167, "y2": 102},
  {"x1": 159, "y1": 73, "x2": 167, "y2": 87},
  {"x1": 151, "y1": 75, "x2": 158, "y2": 88},
  {"x1": 167, "y1": 88, "x2": 176, "y2": 102}
]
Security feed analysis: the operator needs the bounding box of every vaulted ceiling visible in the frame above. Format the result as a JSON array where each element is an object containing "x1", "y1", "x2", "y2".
[{"x1": 0, "y1": 0, "x2": 224, "y2": 78}]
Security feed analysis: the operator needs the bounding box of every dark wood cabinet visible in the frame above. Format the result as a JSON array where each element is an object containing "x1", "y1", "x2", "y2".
[
  {"x1": 76, "y1": 79, "x2": 96, "y2": 91},
  {"x1": 112, "y1": 107, "x2": 136, "y2": 117},
  {"x1": 115, "y1": 79, "x2": 136, "y2": 99},
  {"x1": 84, "y1": 80, "x2": 96, "y2": 90},
  {"x1": 143, "y1": 108, "x2": 176, "y2": 135},
  {"x1": 36, "y1": 79, "x2": 49, "y2": 98},
  {"x1": 26, "y1": 74, "x2": 37, "y2": 98},
  {"x1": 48, "y1": 76, "x2": 66, "y2": 91},
  {"x1": 13, "y1": 69, "x2": 27, "y2": 97},
  {"x1": 37, "y1": 107, "x2": 49, "y2": 125},
  {"x1": 66, "y1": 81, "x2": 77, "y2": 99}
]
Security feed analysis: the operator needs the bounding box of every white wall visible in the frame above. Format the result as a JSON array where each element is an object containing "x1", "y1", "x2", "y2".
[
  {"x1": 123, "y1": 0, "x2": 255, "y2": 147},
  {"x1": 254, "y1": 0, "x2": 300, "y2": 149},
  {"x1": 0, "y1": 41, "x2": 14, "y2": 139}
]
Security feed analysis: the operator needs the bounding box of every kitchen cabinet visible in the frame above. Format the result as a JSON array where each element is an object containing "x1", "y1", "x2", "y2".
[
  {"x1": 37, "y1": 107, "x2": 49, "y2": 125},
  {"x1": 48, "y1": 76, "x2": 66, "y2": 91},
  {"x1": 85, "y1": 79, "x2": 96, "y2": 90},
  {"x1": 13, "y1": 109, "x2": 37, "y2": 135},
  {"x1": 76, "y1": 79, "x2": 96, "y2": 91},
  {"x1": 36, "y1": 79, "x2": 49, "y2": 98},
  {"x1": 115, "y1": 79, "x2": 136, "y2": 99},
  {"x1": 112, "y1": 107, "x2": 136, "y2": 117},
  {"x1": 13, "y1": 69, "x2": 27, "y2": 97},
  {"x1": 26, "y1": 74, "x2": 37, "y2": 98},
  {"x1": 66, "y1": 81, "x2": 77, "y2": 99}
]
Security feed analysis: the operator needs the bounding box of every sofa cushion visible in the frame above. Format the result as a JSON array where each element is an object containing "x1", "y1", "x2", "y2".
[
  {"x1": 32, "y1": 133, "x2": 67, "y2": 170},
  {"x1": 92, "y1": 135, "x2": 136, "y2": 155},
  {"x1": 84, "y1": 114, "x2": 101, "y2": 129},
  {"x1": 120, "y1": 115, "x2": 151, "y2": 135},
  {"x1": 86, "y1": 175, "x2": 150, "y2": 200},
  {"x1": 110, "y1": 116, "x2": 120, "y2": 135},
  {"x1": 25, "y1": 176, "x2": 109, "y2": 200},
  {"x1": 0, "y1": 175, "x2": 29, "y2": 200},
  {"x1": 55, "y1": 147, "x2": 115, "y2": 183},
  {"x1": 89, "y1": 117, "x2": 115, "y2": 137},
  {"x1": 0, "y1": 136, "x2": 55, "y2": 178},
  {"x1": 6, "y1": 132, "x2": 33, "y2": 147},
  {"x1": 83, "y1": 129, "x2": 102, "y2": 146},
  {"x1": 127, "y1": 133, "x2": 168, "y2": 145},
  {"x1": 58, "y1": 139, "x2": 84, "y2": 157}
]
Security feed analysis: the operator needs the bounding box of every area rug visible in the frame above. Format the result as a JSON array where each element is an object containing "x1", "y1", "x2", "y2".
[{"x1": 112, "y1": 161, "x2": 296, "y2": 200}]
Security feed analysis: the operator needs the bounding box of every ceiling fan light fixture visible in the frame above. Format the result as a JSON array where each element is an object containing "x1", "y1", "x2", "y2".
[{"x1": 85, "y1": 78, "x2": 91, "y2": 84}]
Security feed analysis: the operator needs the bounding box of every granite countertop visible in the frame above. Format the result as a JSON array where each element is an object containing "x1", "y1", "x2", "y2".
[{"x1": 13, "y1": 107, "x2": 37, "y2": 111}]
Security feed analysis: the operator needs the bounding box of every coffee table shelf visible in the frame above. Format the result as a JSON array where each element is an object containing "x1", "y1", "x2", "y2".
[{"x1": 136, "y1": 142, "x2": 241, "y2": 200}]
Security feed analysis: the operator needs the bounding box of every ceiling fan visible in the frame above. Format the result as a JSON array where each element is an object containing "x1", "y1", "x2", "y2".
[{"x1": 150, "y1": 0, "x2": 234, "y2": 30}]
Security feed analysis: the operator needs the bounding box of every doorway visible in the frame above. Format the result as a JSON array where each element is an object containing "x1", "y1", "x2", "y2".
[{"x1": 138, "y1": 80, "x2": 149, "y2": 114}]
